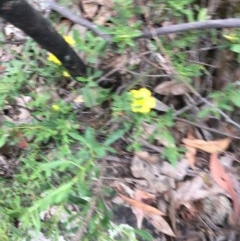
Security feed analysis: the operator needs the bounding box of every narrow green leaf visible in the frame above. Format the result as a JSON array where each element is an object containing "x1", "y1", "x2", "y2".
[
  {"x1": 0, "y1": 134, "x2": 6, "y2": 148},
  {"x1": 104, "y1": 129, "x2": 126, "y2": 146}
]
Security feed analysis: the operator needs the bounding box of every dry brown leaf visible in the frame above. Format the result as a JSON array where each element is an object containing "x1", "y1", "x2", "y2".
[
  {"x1": 132, "y1": 190, "x2": 156, "y2": 228},
  {"x1": 14, "y1": 131, "x2": 29, "y2": 149},
  {"x1": 161, "y1": 158, "x2": 188, "y2": 181},
  {"x1": 81, "y1": 0, "x2": 114, "y2": 24},
  {"x1": 132, "y1": 206, "x2": 144, "y2": 229},
  {"x1": 182, "y1": 138, "x2": 231, "y2": 154},
  {"x1": 154, "y1": 80, "x2": 191, "y2": 95},
  {"x1": 81, "y1": 2, "x2": 98, "y2": 19},
  {"x1": 184, "y1": 131, "x2": 197, "y2": 168},
  {"x1": 135, "y1": 151, "x2": 160, "y2": 164},
  {"x1": 210, "y1": 153, "x2": 240, "y2": 223},
  {"x1": 134, "y1": 189, "x2": 156, "y2": 202},
  {"x1": 122, "y1": 189, "x2": 175, "y2": 237},
  {"x1": 118, "y1": 193, "x2": 166, "y2": 217},
  {"x1": 172, "y1": 173, "x2": 227, "y2": 215},
  {"x1": 112, "y1": 182, "x2": 135, "y2": 198},
  {"x1": 175, "y1": 178, "x2": 204, "y2": 203},
  {"x1": 148, "y1": 214, "x2": 176, "y2": 237},
  {"x1": 185, "y1": 147, "x2": 197, "y2": 168},
  {"x1": 154, "y1": 99, "x2": 169, "y2": 112}
]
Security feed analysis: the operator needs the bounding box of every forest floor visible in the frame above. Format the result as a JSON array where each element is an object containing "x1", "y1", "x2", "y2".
[{"x1": 1, "y1": 0, "x2": 240, "y2": 241}]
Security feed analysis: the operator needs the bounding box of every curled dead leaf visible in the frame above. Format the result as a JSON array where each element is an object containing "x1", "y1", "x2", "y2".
[
  {"x1": 148, "y1": 214, "x2": 176, "y2": 237},
  {"x1": 118, "y1": 192, "x2": 175, "y2": 236},
  {"x1": 132, "y1": 189, "x2": 157, "y2": 228},
  {"x1": 118, "y1": 193, "x2": 166, "y2": 217},
  {"x1": 154, "y1": 80, "x2": 191, "y2": 95},
  {"x1": 184, "y1": 131, "x2": 197, "y2": 168},
  {"x1": 182, "y1": 138, "x2": 231, "y2": 154},
  {"x1": 210, "y1": 153, "x2": 240, "y2": 223}
]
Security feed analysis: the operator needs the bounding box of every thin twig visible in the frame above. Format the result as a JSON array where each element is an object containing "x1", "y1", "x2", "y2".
[
  {"x1": 175, "y1": 117, "x2": 240, "y2": 140},
  {"x1": 125, "y1": 69, "x2": 172, "y2": 78},
  {"x1": 187, "y1": 85, "x2": 240, "y2": 130},
  {"x1": 96, "y1": 67, "x2": 120, "y2": 84},
  {"x1": 47, "y1": 1, "x2": 240, "y2": 41},
  {"x1": 138, "y1": 18, "x2": 240, "y2": 39}
]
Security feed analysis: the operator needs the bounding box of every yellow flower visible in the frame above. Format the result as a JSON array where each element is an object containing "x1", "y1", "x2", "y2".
[
  {"x1": 47, "y1": 35, "x2": 76, "y2": 65},
  {"x1": 223, "y1": 33, "x2": 238, "y2": 42},
  {"x1": 63, "y1": 35, "x2": 76, "y2": 46},
  {"x1": 62, "y1": 71, "x2": 71, "y2": 77},
  {"x1": 129, "y1": 88, "x2": 156, "y2": 113},
  {"x1": 51, "y1": 104, "x2": 61, "y2": 111},
  {"x1": 47, "y1": 53, "x2": 62, "y2": 65}
]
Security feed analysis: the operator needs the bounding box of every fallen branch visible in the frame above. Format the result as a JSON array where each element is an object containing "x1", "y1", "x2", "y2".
[
  {"x1": 138, "y1": 18, "x2": 240, "y2": 39},
  {"x1": 47, "y1": 2, "x2": 240, "y2": 40}
]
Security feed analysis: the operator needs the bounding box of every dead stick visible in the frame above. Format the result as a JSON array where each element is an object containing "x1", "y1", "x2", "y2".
[
  {"x1": 138, "y1": 18, "x2": 240, "y2": 38},
  {"x1": 47, "y1": 2, "x2": 240, "y2": 40}
]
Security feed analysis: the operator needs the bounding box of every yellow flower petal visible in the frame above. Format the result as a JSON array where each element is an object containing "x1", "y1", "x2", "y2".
[
  {"x1": 129, "y1": 88, "x2": 156, "y2": 113},
  {"x1": 147, "y1": 97, "x2": 156, "y2": 108},
  {"x1": 63, "y1": 71, "x2": 71, "y2": 77},
  {"x1": 47, "y1": 53, "x2": 62, "y2": 65},
  {"x1": 51, "y1": 104, "x2": 61, "y2": 111},
  {"x1": 138, "y1": 88, "x2": 151, "y2": 98},
  {"x1": 63, "y1": 35, "x2": 76, "y2": 46},
  {"x1": 130, "y1": 88, "x2": 151, "y2": 99},
  {"x1": 223, "y1": 34, "x2": 238, "y2": 42}
]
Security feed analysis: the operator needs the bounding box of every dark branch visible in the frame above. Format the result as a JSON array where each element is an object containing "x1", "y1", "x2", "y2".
[{"x1": 0, "y1": 0, "x2": 86, "y2": 77}]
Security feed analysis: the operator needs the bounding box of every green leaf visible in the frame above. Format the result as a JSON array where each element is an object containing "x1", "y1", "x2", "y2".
[
  {"x1": 162, "y1": 146, "x2": 181, "y2": 165},
  {"x1": 230, "y1": 44, "x2": 240, "y2": 53},
  {"x1": 197, "y1": 107, "x2": 213, "y2": 118},
  {"x1": 94, "y1": 146, "x2": 106, "y2": 158},
  {"x1": 81, "y1": 86, "x2": 99, "y2": 107},
  {"x1": 0, "y1": 134, "x2": 6, "y2": 148},
  {"x1": 134, "y1": 229, "x2": 153, "y2": 241},
  {"x1": 39, "y1": 160, "x2": 72, "y2": 176},
  {"x1": 68, "y1": 132, "x2": 85, "y2": 142},
  {"x1": 104, "y1": 129, "x2": 127, "y2": 146},
  {"x1": 197, "y1": 8, "x2": 208, "y2": 21},
  {"x1": 230, "y1": 93, "x2": 240, "y2": 107}
]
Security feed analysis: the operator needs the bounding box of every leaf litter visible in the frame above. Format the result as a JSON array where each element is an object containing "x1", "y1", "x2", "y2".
[{"x1": 1, "y1": 0, "x2": 240, "y2": 240}]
